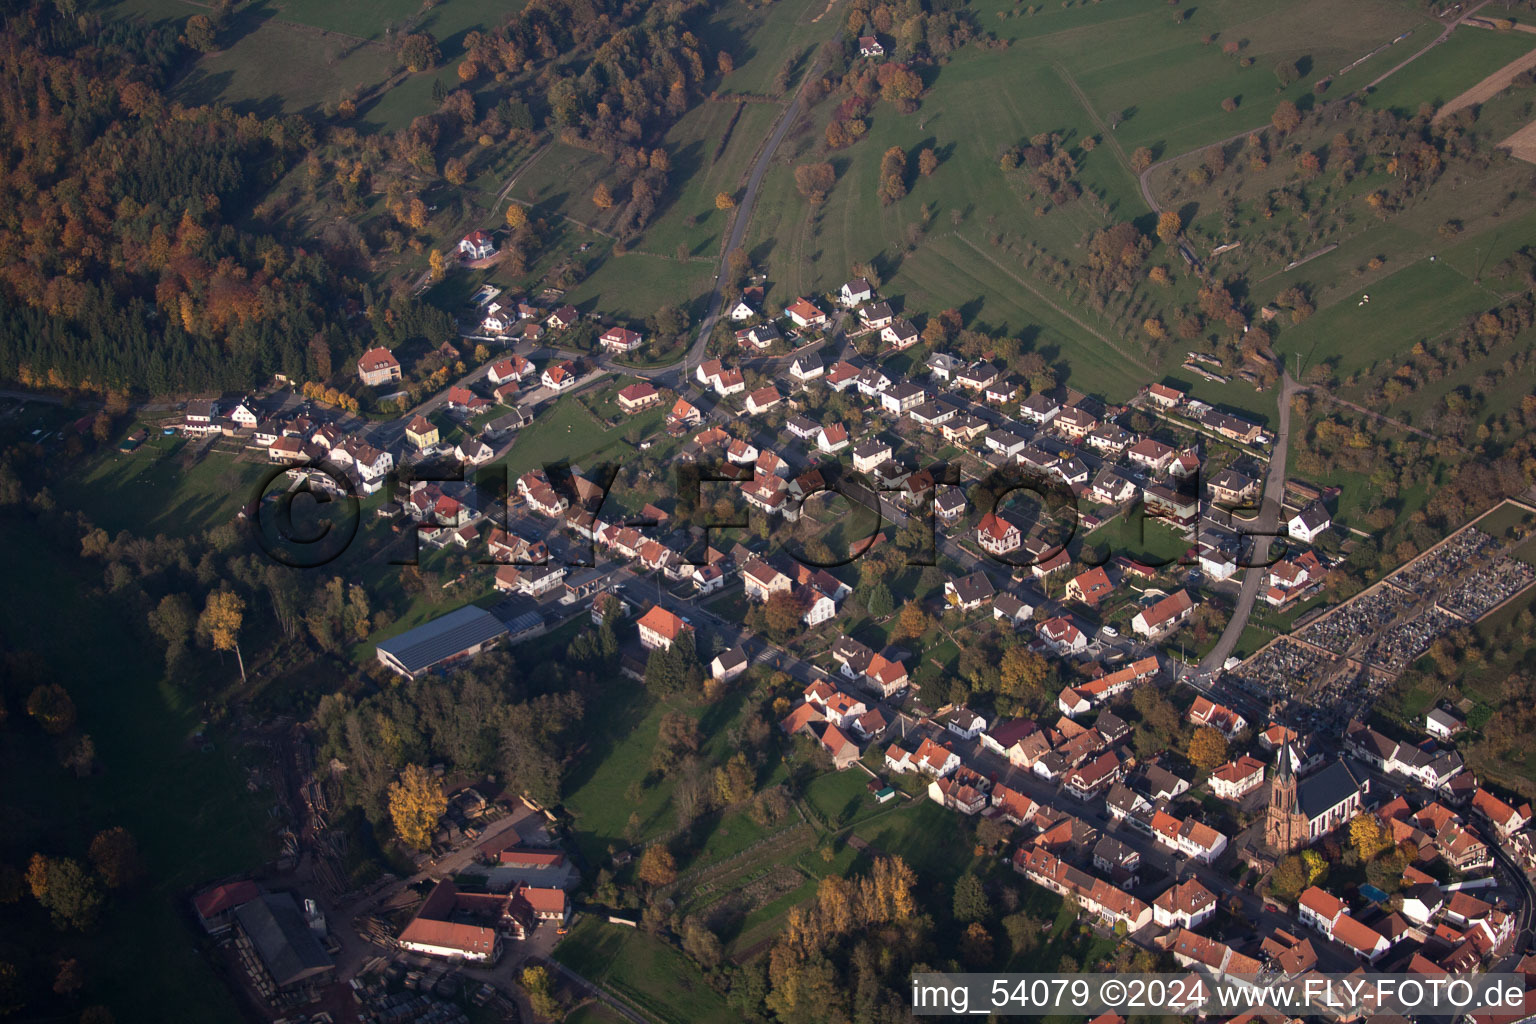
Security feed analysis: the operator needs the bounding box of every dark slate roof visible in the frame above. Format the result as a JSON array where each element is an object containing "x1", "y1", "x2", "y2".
[
  {"x1": 1297, "y1": 759, "x2": 1366, "y2": 821},
  {"x1": 376, "y1": 605, "x2": 509, "y2": 674},
  {"x1": 234, "y1": 893, "x2": 333, "y2": 988},
  {"x1": 715, "y1": 645, "x2": 748, "y2": 671},
  {"x1": 1293, "y1": 501, "x2": 1332, "y2": 531},
  {"x1": 949, "y1": 571, "x2": 995, "y2": 605}
]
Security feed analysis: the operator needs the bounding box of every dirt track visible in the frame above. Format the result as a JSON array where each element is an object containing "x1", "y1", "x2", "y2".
[
  {"x1": 1501, "y1": 117, "x2": 1536, "y2": 163},
  {"x1": 1432, "y1": 25, "x2": 1536, "y2": 123}
]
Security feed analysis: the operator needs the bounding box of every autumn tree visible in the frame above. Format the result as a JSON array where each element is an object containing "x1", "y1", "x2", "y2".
[
  {"x1": 505, "y1": 204, "x2": 528, "y2": 229},
  {"x1": 398, "y1": 32, "x2": 442, "y2": 73},
  {"x1": 999, "y1": 648, "x2": 1049, "y2": 703},
  {"x1": 918, "y1": 147, "x2": 939, "y2": 176},
  {"x1": 88, "y1": 828, "x2": 144, "y2": 889},
  {"x1": 1156, "y1": 210, "x2": 1183, "y2": 244},
  {"x1": 25, "y1": 855, "x2": 102, "y2": 931},
  {"x1": 1349, "y1": 813, "x2": 1393, "y2": 861},
  {"x1": 962, "y1": 921, "x2": 993, "y2": 966},
  {"x1": 877, "y1": 146, "x2": 908, "y2": 206},
  {"x1": 714, "y1": 752, "x2": 755, "y2": 805},
  {"x1": 1187, "y1": 726, "x2": 1229, "y2": 770},
  {"x1": 53, "y1": 958, "x2": 84, "y2": 997},
  {"x1": 26, "y1": 684, "x2": 76, "y2": 735},
  {"x1": 1271, "y1": 100, "x2": 1301, "y2": 133},
  {"x1": 651, "y1": 711, "x2": 701, "y2": 773},
  {"x1": 521, "y1": 965, "x2": 560, "y2": 1020},
  {"x1": 199, "y1": 590, "x2": 247, "y2": 682},
  {"x1": 184, "y1": 13, "x2": 218, "y2": 52},
  {"x1": 388, "y1": 764, "x2": 447, "y2": 851},
  {"x1": 764, "y1": 589, "x2": 805, "y2": 638},
  {"x1": 1130, "y1": 146, "x2": 1155, "y2": 173},
  {"x1": 717, "y1": 51, "x2": 735, "y2": 74},
  {"x1": 1143, "y1": 316, "x2": 1167, "y2": 340},
  {"x1": 682, "y1": 916, "x2": 725, "y2": 970},
  {"x1": 443, "y1": 157, "x2": 468, "y2": 185},
  {"x1": 592, "y1": 183, "x2": 615, "y2": 209},
  {"x1": 894, "y1": 600, "x2": 930, "y2": 640},
  {"x1": 715, "y1": 191, "x2": 736, "y2": 210},
  {"x1": 794, "y1": 162, "x2": 837, "y2": 203},
  {"x1": 428, "y1": 249, "x2": 447, "y2": 282},
  {"x1": 637, "y1": 844, "x2": 677, "y2": 887}
]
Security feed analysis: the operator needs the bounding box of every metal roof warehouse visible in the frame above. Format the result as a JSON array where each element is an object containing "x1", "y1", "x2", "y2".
[{"x1": 376, "y1": 605, "x2": 510, "y2": 679}]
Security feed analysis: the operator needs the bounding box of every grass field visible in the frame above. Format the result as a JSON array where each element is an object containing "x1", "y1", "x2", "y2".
[
  {"x1": 0, "y1": 527, "x2": 271, "y2": 1021},
  {"x1": 175, "y1": 12, "x2": 399, "y2": 116},
  {"x1": 1366, "y1": 24, "x2": 1536, "y2": 115},
  {"x1": 1275, "y1": 257, "x2": 1500, "y2": 379},
  {"x1": 635, "y1": 101, "x2": 784, "y2": 259},
  {"x1": 554, "y1": 917, "x2": 734, "y2": 1024},
  {"x1": 54, "y1": 441, "x2": 270, "y2": 538},
  {"x1": 497, "y1": 392, "x2": 663, "y2": 483}
]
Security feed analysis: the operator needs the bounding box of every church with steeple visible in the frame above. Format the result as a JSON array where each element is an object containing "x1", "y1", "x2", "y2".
[
  {"x1": 1241, "y1": 735, "x2": 1371, "y2": 868},
  {"x1": 1263, "y1": 740, "x2": 1310, "y2": 854}
]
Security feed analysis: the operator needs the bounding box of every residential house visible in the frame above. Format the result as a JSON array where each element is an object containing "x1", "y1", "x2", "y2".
[
  {"x1": 1065, "y1": 567, "x2": 1114, "y2": 607},
  {"x1": 1132, "y1": 590, "x2": 1195, "y2": 639},
  {"x1": 599, "y1": 327, "x2": 643, "y2": 353},
  {"x1": 1147, "y1": 382, "x2": 1186, "y2": 409},
  {"x1": 1288, "y1": 502, "x2": 1332, "y2": 543},
  {"x1": 1187, "y1": 696, "x2": 1247, "y2": 739},
  {"x1": 1038, "y1": 616, "x2": 1087, "y2": 655},
  {"x1": 358, "y1": 347, "x2": 402, "y2": 386},
  {"x1": 1210, "y1": 755, "x2": 1267, "y2": 800},
  {"x1": 744, "y1": 386, "x2": 783, "y2": 415},
  {"x1": 840, "y1": 277, "x2": 874, "y2": 306},
  {"x1": 859, "y1": 301, "x2": 894, "y2": 329},
  {"x1": 710, "y1": 644, "x2": 746, "y2": 680},
  {"x1": 790, "y1": 351, "x2": 825, "y2": 383},
  {"x1": 786, "y1": 297, "x2": 828, "y2": 329},
  {"x1": 616, "y1": 382, "x2": 660, "y2": 412},
  {"x1": 458, "y1": 230, "x2": 496, "y2": 260},
  {"x1": 880, "y1": 319, "x2": 919, "y2": 350},
  {"x1": 975, "y1": 511, "x2": 1022, "y2": 556},
  {"x1": 945, "y1": 571, "x2": 995, "y2": 611},
  {"x1": 1153, "y1": 879, "x2": 1218, "y2": 930},
  {"x1": 1127, "y1": 438, "x2": 1176, "y2": 473},
  {"x1": 541, "y1": 361, "x2": 579, "y2": 392},
  {"x1": 406, "y1": 415, "x2": 440, "y2": 450},
  {"x1": 636, "y1": 605, "x2": 691, "y2": 651},
  {"x1": 1019, "y1": 393, "x2": 1059, "y2": 425}
]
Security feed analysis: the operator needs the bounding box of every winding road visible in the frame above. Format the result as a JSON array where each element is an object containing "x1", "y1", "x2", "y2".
[
  {"x1": 1198, "y1": 370, "x2": 1298, "y2": 673},
  {"x1": 674, "y1": 40, "x2": 839, "y2": 388}
]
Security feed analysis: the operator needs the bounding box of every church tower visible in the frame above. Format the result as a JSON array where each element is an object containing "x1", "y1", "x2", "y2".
[{"x1": 1263, "y1": 739, "x2": 1309, "y2": 854}]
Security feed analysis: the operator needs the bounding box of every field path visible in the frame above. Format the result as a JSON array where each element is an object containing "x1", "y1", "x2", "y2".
[
  {"x1": 948, "y1": 232, "x2": 1155, "y2": 372},
  {"x1": 1052, "y1": 63, "x2": 1139, "y2": 192},
  {"x1": 1138, "y1": 2, "x2": 1491, "y2": 212},
  {"x1": 674, "y1": 20, "x2": 843, "y2": 387},
  {"x1": 1432, "y1": 28, "x2": 1536, "y2": 122}
]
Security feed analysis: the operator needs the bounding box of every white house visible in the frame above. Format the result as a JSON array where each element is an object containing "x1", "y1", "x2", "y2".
[
  {"x1": 1288, "y1": 502, "x2": 1332, "y2": 543},
  {"x1": 711, "y1": 646, "x2": 749, "y2": 683},
  {"x1": 458, "y1": 230, "x2": 496, "y2": 260},
  {"x1": 839, "y1": 277, "x2": 873, "y2": 306}
]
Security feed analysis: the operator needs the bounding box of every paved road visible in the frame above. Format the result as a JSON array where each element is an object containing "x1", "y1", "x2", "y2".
[
  {"x1": 1198, "y1": 371, "x2": 1298, "y2": 673},
  {"x1": 674, "y1": 37, "x2": 840, "y2": 389}
]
